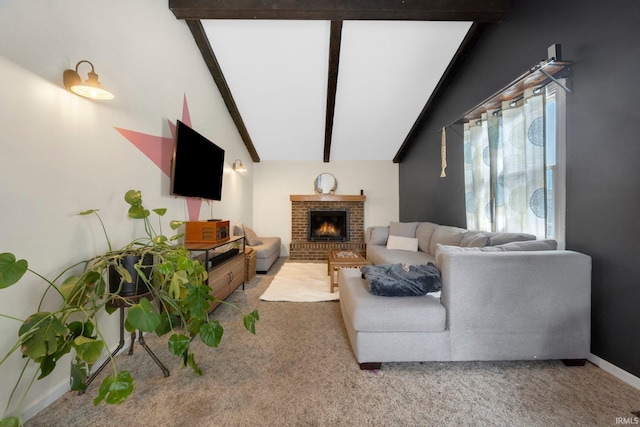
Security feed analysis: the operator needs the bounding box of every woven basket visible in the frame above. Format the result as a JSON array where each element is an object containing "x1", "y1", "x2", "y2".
[{"x1": 245, "y1": 247, "x2": 256, "y2": 282}]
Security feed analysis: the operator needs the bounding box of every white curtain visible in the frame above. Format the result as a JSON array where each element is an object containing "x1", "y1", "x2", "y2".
[{"x1": 464, "y1": 88, "x2": 546, "y2": 238}]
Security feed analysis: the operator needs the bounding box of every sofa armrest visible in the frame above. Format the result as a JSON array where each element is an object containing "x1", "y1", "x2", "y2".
[{"x1": 439, "y1": 250, "x2": 591, "y2": 357}]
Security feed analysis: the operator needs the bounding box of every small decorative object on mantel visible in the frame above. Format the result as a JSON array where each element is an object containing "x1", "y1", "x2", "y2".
[{"x1": 314, "y1": 173, "x2": 337, "y2": 195}]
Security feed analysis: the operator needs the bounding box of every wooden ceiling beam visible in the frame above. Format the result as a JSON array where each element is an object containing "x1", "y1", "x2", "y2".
[
  {"x1": 170, "y1": 0, "x2": 509, "y2": 22},
  {"x1": 185, "y1": 19, "x2": 260, "y2": 162},
  {"x1": 323, "y1": 20, "x2": 343, "y2": 163}
]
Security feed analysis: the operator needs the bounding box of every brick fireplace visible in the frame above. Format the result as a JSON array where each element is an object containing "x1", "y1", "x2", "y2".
[{"x1": 290, "y1": 195, "x2": 366, "y2": 261}]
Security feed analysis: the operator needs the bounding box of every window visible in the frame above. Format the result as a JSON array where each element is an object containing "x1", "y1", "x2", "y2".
[{"x1": 464, "y1": 80, "x2": 566, "y2": 246}]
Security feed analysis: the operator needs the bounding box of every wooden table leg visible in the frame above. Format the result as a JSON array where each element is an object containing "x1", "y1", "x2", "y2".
[{"x1": 331, "y1": 266, "x2": 337, "y2": 293}]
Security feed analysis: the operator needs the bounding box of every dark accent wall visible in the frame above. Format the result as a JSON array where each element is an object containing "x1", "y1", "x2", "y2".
[{"x1": 400, "y1": 0, "x2": 640, "y2": 377}]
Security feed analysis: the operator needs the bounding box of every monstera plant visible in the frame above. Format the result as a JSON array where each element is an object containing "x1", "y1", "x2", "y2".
[{"x1": 0, "y1": 190, "x2": 258, "y2": 427}]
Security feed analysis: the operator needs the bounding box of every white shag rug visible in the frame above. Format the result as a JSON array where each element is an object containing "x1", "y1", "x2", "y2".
[{"x1": 259, "y1": 262, "x2": 339, "y2": 302}]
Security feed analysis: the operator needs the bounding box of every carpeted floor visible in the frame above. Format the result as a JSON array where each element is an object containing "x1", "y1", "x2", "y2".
[{"x1": 27, "y1": 258, "x2": 640, "y2": 427}]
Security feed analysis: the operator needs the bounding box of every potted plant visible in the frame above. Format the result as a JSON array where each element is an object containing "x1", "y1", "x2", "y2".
[{"x1": 0, "y1": 190, "x2": 259, "y2": 427}]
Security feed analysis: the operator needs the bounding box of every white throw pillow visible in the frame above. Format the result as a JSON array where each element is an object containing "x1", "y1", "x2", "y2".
[{"x1": 386, "y1": 235, "x2": 419, "y2": 252}]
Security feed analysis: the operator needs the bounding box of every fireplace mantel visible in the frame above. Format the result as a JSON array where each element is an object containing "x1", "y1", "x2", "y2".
[{"x1": 290, "y1": 195, "x2": 366, "y2": 202}]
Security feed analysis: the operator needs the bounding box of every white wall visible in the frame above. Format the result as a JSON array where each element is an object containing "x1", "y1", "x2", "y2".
[
  {"x1": 253, "y1": 160, "x2": 399, "y2": 255},
  {"x1": 0, "y1": 0, "x2": 252, "y2": 421}
]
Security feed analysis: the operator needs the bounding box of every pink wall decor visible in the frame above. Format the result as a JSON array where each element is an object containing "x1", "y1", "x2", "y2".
[{"x1": 114, "y1": 94, "x2": 203, "y2": 221}]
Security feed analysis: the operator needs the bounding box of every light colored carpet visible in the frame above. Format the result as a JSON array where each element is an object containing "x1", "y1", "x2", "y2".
[
  {"x1": 25, "y1": 258, "x2": 640, "y2": 426},
  {"x1": 259, "y1": 262, "x2": 339, "y2": 302}
]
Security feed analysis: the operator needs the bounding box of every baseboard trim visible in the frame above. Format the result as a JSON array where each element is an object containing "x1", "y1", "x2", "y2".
[{"x1": 588, "y1": 353, "x2": 640, "y2": 391}]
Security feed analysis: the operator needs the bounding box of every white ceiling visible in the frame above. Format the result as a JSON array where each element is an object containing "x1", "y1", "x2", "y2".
[{"x1": 203, "y1": 20, "x2": 472, "y2": 161}]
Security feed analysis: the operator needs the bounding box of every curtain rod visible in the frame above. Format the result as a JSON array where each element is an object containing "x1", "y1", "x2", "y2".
[{"x1": 442, "y1": 57, "x2": 571, "y2": 130}]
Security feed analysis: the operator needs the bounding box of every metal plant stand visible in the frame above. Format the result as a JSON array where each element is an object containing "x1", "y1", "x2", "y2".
[{"x1": 81, "y1": 293, "x2": 169, "y2": 393}]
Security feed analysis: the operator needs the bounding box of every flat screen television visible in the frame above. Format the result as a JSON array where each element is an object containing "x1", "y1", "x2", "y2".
[{"x1": 171, "y1": 120, "x2": 225, "y2": 201}]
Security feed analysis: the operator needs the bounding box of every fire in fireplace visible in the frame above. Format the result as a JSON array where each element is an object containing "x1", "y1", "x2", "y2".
[{"x1": 308, "y1": 209, "x2": 348, "y2": 241}]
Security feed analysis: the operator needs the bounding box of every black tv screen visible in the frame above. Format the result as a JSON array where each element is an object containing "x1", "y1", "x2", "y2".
[{"x1": 171, "y1": 120, "x2": 225, "y2": 201}]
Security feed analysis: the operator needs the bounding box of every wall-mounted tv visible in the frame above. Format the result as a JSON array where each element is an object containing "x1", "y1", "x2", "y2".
[{"x1": 171, "y1": 120, "x2": 225, "y2": 201}]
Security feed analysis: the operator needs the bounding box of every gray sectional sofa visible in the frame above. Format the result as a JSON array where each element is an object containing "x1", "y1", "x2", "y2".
[
  {"x1": 338, "y1": 221, "x2": 592, "y2": 369},
  {"x1": 233, "y1": 223, "x2": 281, "y2": 273}
]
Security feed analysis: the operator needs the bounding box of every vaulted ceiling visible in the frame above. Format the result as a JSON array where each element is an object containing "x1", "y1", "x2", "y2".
[{"x1": 169, "y1": 1, "x2": 510, "y2": 163}]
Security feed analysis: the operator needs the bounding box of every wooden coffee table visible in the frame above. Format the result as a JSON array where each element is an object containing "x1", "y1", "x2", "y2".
[{"x1": 327, "y1": 250, "x2": 369, "y2": 293}]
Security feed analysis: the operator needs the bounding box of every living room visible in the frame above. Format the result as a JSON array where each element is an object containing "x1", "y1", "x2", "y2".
[{"x1": 1, "y1": 0, "x2": 639, "y2": 425}]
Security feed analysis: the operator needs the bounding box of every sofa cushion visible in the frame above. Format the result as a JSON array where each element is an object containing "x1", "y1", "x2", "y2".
[
  {"x1": 339, "y1": 269, "x2": 446, "y2": 333},
  {"x1": 250, "y1": 236, "x2": 280, "y2": 258},
  {"x1": 366, "y1": 244, "x2": 434, "y2": 266},
  {"x1": 386, "y1": 235, "x2": 418, "y2": 252},
  {"x1": 362, "y1": 263, "x2": 442, "y2": 297},
  {"x1": 498, "y1": 239, "x2": 558, "y2": 251},
  {"x1": 416, "y1": 222, "x2": 438, "y2": 253},
  {"x1": 460, "y1": 230, "x2": 489, "y2": 247},
  {"x1": 428, "y1": 225, "x2": 466, "y2": 256},
  {"x1": 389, "y1": 221, "x2": 419, "y2": 238},
  {"x1": 434, "y1": 244, "x2": 494, "y2": 267},
  {"x1": 434, "y1": 240, "x2": 557, "y2": 267},
  {"x1": 486, "y1": 232, "x2": 536, "y2": 246}
]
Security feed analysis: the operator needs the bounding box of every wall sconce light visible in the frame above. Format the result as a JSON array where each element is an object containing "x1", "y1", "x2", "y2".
[
  {"x1": 232, "y1": 159, "x2": 247, "y2": 173},
  {"x1": 63, "y1": 60, "x2": 114, "y2": 100}
]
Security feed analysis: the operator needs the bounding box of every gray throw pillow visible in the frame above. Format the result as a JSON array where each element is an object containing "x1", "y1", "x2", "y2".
[
  {"x1": 460, "y1": 230, "x2": 489, "y2": 247},
  {"x1": 486, "y1": 232, "x2": 536, "y2": 246},
  {"x1": 416, "y1": 222, "x2": 438, "y2": 253},
  {"x1": 389, "y1": 221, "x2": 419, "y2": 238},
  {"x1": 243, "y1": 226, "x2": 263, "y2": 246},
  {"x1": 233, "y1": 222, "x2": 244, "y2": 237},
  {"x1": 368, "y1": 226, "x2": 390, "y2": 245}
]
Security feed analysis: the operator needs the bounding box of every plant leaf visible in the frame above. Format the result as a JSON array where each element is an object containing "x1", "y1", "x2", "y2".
[
  {"x1": 0, "y1": 252, "x2": 28, "y2": 289},
  {"x1": 124, "y1": 189, "x2": 142, "y2": 206},
  {"x1": 169, "y1": 220, "x2": 184, "y2": 231},
  {"x1": 187, "y1": 352, "x2": 203, "y2": 376},
  {"x1": 243, "y1": 309, "x2": 260, "y2": 335},
  {"x1": 168, "y1": 275, "x2": 182, "y2": 300},
  {"x1": 182, "y1": 284, "x2": 213, "y2": 320},
  {"x1": 199, "y1": 321, "x2": 223, "y2": 348},
  {"x1": 153, "y1": 235, "x2": 168, "y2": 245},
  {"x1": 156, "y1": 261, "x2": 173, "y2": 275},
  {"x1": 73, "y1": 336, "x2": 104, "y2": 364},
  {"x1": 18, "y1": 312, "x2": 68, "y2": 361},
  {"x1": 153, "y1": 208, "x2": 167, "y2": 216},
  {"x1": 39, "y1": 353, "x2": 57, "y2": 379},
  {"x1": 70, "y1": 356, "x2": 90, "y2": 391},
  {"x1": 167, "y1": 333, "x2": 190, "y2": 359},
  {"x1": 59, "y1": 275, "x2": 92, "y2": 306},
  {"x1": 93, "y1": 371, "x2": 134, "y2": 405},
  {"x1": 155, "y1": 312, "x2": 178, "y2": 336},
  {"x1": 78, "y1": 209, "x2": 98, "y2": 215},
  {"x1": 127, "y1": 205, "x2": 149, "y2": 219},
  {"x1": 126, "y1": 298, "x2": 161, "y2": 332},
  {"x1": 0, "y1": 416, "x2": 20, "y2": 427}
]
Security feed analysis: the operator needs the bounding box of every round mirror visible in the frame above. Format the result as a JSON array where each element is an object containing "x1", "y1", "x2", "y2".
[{"x1": 314, "y1": 173, "x2": 337, "y2": 195}]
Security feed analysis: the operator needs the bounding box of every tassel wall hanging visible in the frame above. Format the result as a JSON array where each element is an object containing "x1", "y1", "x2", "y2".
[{"x1": 440, "y1": 127, "x2": 447, "y2": 178}]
